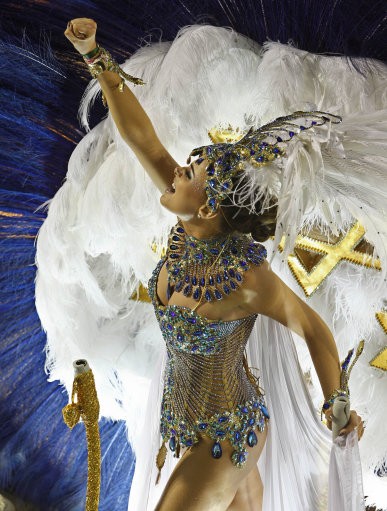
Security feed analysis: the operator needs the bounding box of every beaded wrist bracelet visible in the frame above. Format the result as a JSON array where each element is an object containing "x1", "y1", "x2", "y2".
[
  {"x1": 82, "y1": 45, "x2": 145, "y2": 105},
  {"x1": 320, "y1": 340, "x2": 364, "y2": 422}
]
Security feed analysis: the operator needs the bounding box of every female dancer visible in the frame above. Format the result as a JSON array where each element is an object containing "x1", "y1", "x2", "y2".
[{"x1": 62, "y1": 18, "x2": 367, "y2": 511}]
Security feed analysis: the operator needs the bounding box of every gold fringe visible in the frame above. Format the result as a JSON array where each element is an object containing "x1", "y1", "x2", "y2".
[
  {"x1": 155, "y1": 441, "x2": 167, "y2": 485},
  {"x1": 243, "y1": 353, "x2": 264, "y2": 397}
]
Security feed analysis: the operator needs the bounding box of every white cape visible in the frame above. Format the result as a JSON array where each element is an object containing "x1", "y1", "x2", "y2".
[{"x1": 35, "y1": 25, "x2": 387, "y2": 510}]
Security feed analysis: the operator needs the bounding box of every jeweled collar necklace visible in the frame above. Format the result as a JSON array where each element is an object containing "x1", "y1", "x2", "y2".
[{"x1": 165, "y1": 222, "x2": 267, "y2": 303}]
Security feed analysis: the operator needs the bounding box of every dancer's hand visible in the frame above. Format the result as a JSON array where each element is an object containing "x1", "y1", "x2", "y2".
[
  {"x1": 324, "y1": 408, "x2": 364, "y2": 441},
  {"x1": 64, "y1": 18, "x2": 97, "y2": 55}
]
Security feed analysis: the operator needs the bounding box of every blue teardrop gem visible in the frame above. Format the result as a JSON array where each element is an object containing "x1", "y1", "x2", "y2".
[
  {"x1": 241, "y1": 406, "x2": 249, "y2": 414},
  {"x1": 234, "y1": 431, "x2": 242, "y2": 442},
  {"x1": 210, "y1": 248, "x2": 219, "y2": 255},
  {"x1": 192, "y1": 276, "x2": 197, "y2": 286},
  {"x1": 198, "y1": 422, "x2": 208, "y2": 430},
  {"x1": 259, "y1": 404, "x2": 270, "y2": 419},
  {"x1": 247, "y1": 430, "x2": 258, "y2": 447},
  {"x1": 211, "y1": 442, "x2": 222, "y2": 459},
  {"x1": 289, "y1": 131, "x2": 295, "y2": 137},
  {"x1": 172, "y1": 235, "x2": 180, "y2": 242},
  {"x1": 248, "y1": 417, "x2": 255, "y2": 426},
  {"x1": 223, "y1": 270, "x2": 229, "y2": 280},
  {"x1": 209, "y1": 275, "x2": 214, "y2": 286},
  {"x1": 169, "y1": 436, "x2": 176, "y2": 451},
  {"x1": 176, "y1": 227, "x2": 185, "y2": 233},
  {"x1": 173, "y1": 268, "x2": 180, "y2": 275},
  {"x1": 187, "y1": 317, "x2": 196, "y2": 324},
  {"x1": 216, "y1": 430, "x2": 226, "y2": 437},
  {"x1": 223, "y1": 284, "x2": 230, "y2": 295},
  {"x1": 238, "y1": 452, "x2": 246, "y2": 464},
  {"x1": 193, "y1": 288, "x2": 201, "y2": 300},
  {"x1": 273, "y1": 147, "x2": 280, "y2": 153},
  {"x1": 218, "y1": 416, "x2": 229, "y2": 423},
  {"x1": 175, "y1": 281, "x2": 183, "y2": 291},
  {"x1": 195, "y1": 252, "x2": 203, "y2": 260},
  {"x1": 216, "y1": 274, "x2": 222, "y2": 283},
  {"x1": 229, "y1": 280, "x2": 237, "y2": 290},
  {"x1": 277, "y1": 136, "x2": 283, "y2": 142},
  {"x1": 169, "y1": 253, "x2": 180, "y2": 259},
  {"x1": 185, "y1": 275, "x2": 190, "y2": 283},
  {"x1": 177, "y1": 333, "x2": 184, "y2": 341},
  {"x1": 205, "y1": 289, "x2": 212, "y2": 301},
  {"x1": 200, "y1": 277, "x2": 205, "y2": 287},
  {"x1": 214, "y1": 289, "x2": 222, "y2": 300},
  {"x1": 191, "y1": 345, "x2": 199, "y2": 352},
  {"x1": 228, "y1": 268, "x2": 235, "y2": 277},
  {"x1": 300, "y1": 125, "x2": 306, "y2": 130},
  {"x1": 183, "y1": 285, "x2": 191, "y2": 296}
]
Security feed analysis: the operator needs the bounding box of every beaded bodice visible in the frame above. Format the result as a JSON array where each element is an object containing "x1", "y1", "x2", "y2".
[{"x1": 148, "y1": 256, "x2": 270, "y2": 468}]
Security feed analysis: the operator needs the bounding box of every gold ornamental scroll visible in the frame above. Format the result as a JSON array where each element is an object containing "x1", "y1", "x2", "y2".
[
  {"x1": 62, "y1": 360, "x2": 101, "y2": 511},
  {"x1": 370, "y1": 312, "x2": 387, "y2": 371}
]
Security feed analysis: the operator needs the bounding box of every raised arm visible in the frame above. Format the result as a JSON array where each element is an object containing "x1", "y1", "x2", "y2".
[{"x1": 65, "y1": 18, "x2": 178, "y2": 193}]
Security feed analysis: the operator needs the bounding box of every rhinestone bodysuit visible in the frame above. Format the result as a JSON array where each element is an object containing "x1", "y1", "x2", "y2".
[{"x1": 148, "y1": 255, "x2": 270, "y2": 471}]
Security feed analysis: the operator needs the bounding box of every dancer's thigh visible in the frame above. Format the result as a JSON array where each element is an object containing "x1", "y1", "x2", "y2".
[
  {"x1": 155, "y1": 425, "x2": 268, "y2": 511},
  {"x1": 226, "y1": 466, "x2": 263, "y2": 511}
]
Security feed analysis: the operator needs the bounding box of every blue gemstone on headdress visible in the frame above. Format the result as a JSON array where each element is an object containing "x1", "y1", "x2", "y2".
[
  {"x1": 218, "y1": 416, "x2": 229, "y2": 423},
  {"x1": 169, "y1": 244, "x2": 178, "y2": 250},
  {"x1": 205, "y1": 289, "x2": 212, "y2": 301},
  {"x1": 209, "y1": 179, "x2": 217, "y2": 189},
  {"x1": 177, "y1": 333, "x2": 184, "y2": 341},
  {"x1": 216, "y1": 274, "x2": 222, "y2": 284},
  {"x1": 223, "y1": 270, "x2": 229, "y2": 280},
  {"x1": 252, "y1": 402, "x2": 259, "y2": 409},
  {"x1": 247, "y1": 430, "x2": 258, "y2": 447},
  {"x1": 167, "y1": 324, "x2": 173, "y2": 331},
  {"x1": 235, "y1": 272, "x2": 242, "y2": 282},
  {"x1": 173, "y1": 268, "x2": 180, "y2": 275},
  {"x1": 214, "y1": 289, "x2": 222, "y2": 300},
  {"x1": 248, "y1": 417, "x2": 255, "y2": 426},
  {"x1": 209, "y1": 275, "x2": 214, "y2": 286},
  {"x1": 234, "y1": 431, "x2": 242, "y2": 442},
  {"x1": 212, "y1": 442, "x2": 222, "y2": 459},
  {"x1": 170, "y1": 310, "x2": 176, "y2": 317},
  {"x1": 229, "y1": 268, "x2": 235, "y2": 277},
  {"x1": 187, "y1": 317, "x2": 196, "y2": 324},
  {"x1": 186, "y1": 438, "x2": 193, "y2": 447},
  {"x1": 197, "y1": 157, "x2": 204, "y2": 164},
  {"x1": 185, "y1": 275, "x2": 190, "y2": 283},
  {"x1": 183, "y1": 285, "x2": 191, "y2": 296},
  {"x1": 176, "y1": 227, "x2": 184, "y2": 233},
  {"x1": 193, "y1": 288, "x2": 200, "y2": 300},
  {"x1": 193, "y1": 330, "x2": 203, "y2": 336},
  {"x1": 172, "y1": 235, "x2": 180, "y2": 242},
  {"x1": 169, "y1": 253, "x2": 180, "y2": 259},
  {"x1": 191, "y1": 345, "x2": 199, "y2": 352},
  {"x1": 206, "y1": 346, "x2": 214, "y2": 353},
  {"x1": 222, "y1": 258, "x2": 229, "y2": 265},
  {"x1": 260, "y1": 142, "x2": 268, "y2": 147},
  {"x1": 277, "y1": 136, "x2": 283, "y2": 142},
  {"x1": 250, "y1": 150, "x2": 256, "y2": 155},
  {"x1": 169, "y1": 436, "x2": 176, "y2": 451},
  {"x1": 300, "y1": 125, "x2": 306, "y2": 130},
  {"x1": 195, "y1": 253, "x2": 204, "y2": 260},
  {"x1": 216, "y1": 430, "x2": 226, "y2": 437},
  {"x1": 210, "y1": 248, "x2": 219, "y2": 255},
  {"x1": 200, "y1": 277, "x2": 205, "y2": 286},
  {"x1": 198, "y1": 422, "x2": 208, "y2": 430},
  {"x1": 241, "y1": 406, "x2": 249, "y2": 414},
  {"x1": 207, "y1": 166, "x2": 215, "y2": 176},
  {"x1": 192, "y1": 276, "x2": 197, "y2": 286},
  {"x1": 311, "y1": 121, "x2": 317, "y2": 125},
  {"x1": 208, "y1": 198, "x2": 218, "y2": 210},
  {"x1": 273, "y1": 147, "x2": 280, "y2": 153},
  {"x1": 229, "y1": 280, "x2": 237, "y2": 290},
  {"x1": 289, "y1": 131, "x2": 295, "y2": 137},
  {"x1": 223, "y1": 284, "x2": 230, "y2": 295},
  {"x1": 175, "y1": 281, "x2": 183, "y2": 291},
  {"x1": 240, "y1": 260, "x2": 247, "y2": 267},
  {"x1": 257, "y1": 156, "x2": 264, "y2": 162}
]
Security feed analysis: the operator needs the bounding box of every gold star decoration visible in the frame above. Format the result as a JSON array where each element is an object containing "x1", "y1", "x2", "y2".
[
  {"x1": 279, "y1": 222, "x2": 381, "y2": 297},
  {"x1": 369, "y1": 311, "x2": 387, "y2": 371}
]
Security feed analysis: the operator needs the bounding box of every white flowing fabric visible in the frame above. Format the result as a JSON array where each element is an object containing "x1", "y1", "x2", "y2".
[{"x1": 35, "y1": 25, "x2": 387, "y2": 510}]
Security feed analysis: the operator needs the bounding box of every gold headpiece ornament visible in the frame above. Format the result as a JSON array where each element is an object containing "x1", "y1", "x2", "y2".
[{"x1": 188, "y1": 111, "x2": 342, "y2": 212}]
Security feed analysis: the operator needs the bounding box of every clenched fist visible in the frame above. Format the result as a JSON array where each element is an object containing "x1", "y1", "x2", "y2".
[{"x1": 64, "y1": 18, "x2": 97, "y2": 55}]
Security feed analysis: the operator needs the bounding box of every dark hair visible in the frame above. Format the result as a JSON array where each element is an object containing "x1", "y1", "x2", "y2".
[{"x1": 219, "y1": 174, "x2": 278, "y2": 243}]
